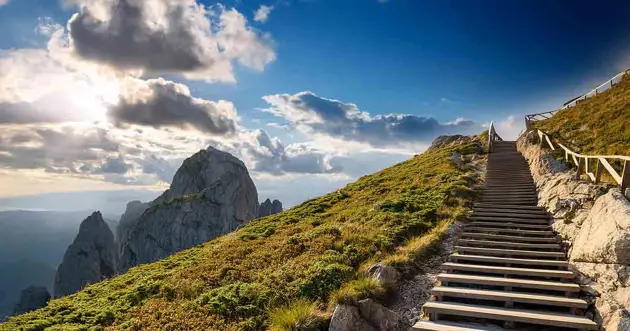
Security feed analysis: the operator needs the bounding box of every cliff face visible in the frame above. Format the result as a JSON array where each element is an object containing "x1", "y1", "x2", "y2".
[
  {"x1": 518, "y1": 132, "x2": 630, "y2": 331},
  {"x1": 115, "y1": 200, "x2": 149, "y2": 257},
  {"x1": 12, "y1": 286, "x2": 50, "y2": 316},
  {"x1": 118, "y1": 146, "x2": 258, "y2": 272},
  {"x1": 259, "y1": 198, "x2": 283, "y2": 218},
  {"x1": 53, "y1": 212, "x2": 117, "y2": 298}
]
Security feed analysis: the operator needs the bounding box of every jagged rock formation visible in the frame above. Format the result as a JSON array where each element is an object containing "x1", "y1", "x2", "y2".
[
  {"x1": 12, "y1": 286, "x2": 50, "y2": 316},
  {"x1": 258, "y1": 198, "x2": 283, "y2": 218},
  {"x1": 53, "y1": 212, "x2": 117, "y2": 298},
  {"x1": 116, "y1": 200, "x2": 149, "y2": 256},
  {"x1": 518, "y1": 131, "x2": 630, "y2": 330},
  {"x1": 118, "y1": 146, "x2": 258, "y2": 272}
]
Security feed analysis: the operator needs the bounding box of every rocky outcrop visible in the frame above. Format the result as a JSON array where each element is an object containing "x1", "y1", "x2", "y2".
[
  {"x1": 329, "y1": 299, "x2": 402, "y2": 331},
  {"x1": 258, "y1": 198, "x2": 283, "y2": 218},
  {"x1": 116, "y1": 200, "x2": 149, "y2": 256},
  {"x1": 12, "y1": 286, "x2": 50, "y2": 315},
  {"x1": 54, "y1": 212, "x2": 117, "y2": 298},
  {"x1": 118, "y1": 146, "x2": 258, "y2": 272},
  {"x1": 517, "y1": 131, "x2": 630, "y2": 330}
]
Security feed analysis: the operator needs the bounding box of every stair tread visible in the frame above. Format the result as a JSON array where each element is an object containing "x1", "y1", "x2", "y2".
[
  {"x1": 421, "y1": 302, "x2": 597, "y2": 329},
  {"x1": 450, "y1": 253, "x2": 569, "y2": 267},
  {"x1": 468, "y1": 216, "x2": 549, "y2": 224},
  {"x1": 454, "y1": 246, "x2": 565, "y2": 257},
  {"x1": 457, "y1": 239, "x2": 560, "y2": 249},
  {"x1": 472, "y1": 212, "x2": 547, "y2": 219},
  {"x1": 431, "y1": 286, "x2": 587, "y2": 308},
  {"x1": 461, "y1": 233, "x2": 556, "y2": 242},
  {"x1": 474, "y1": 203, "x2": 543, "y2": 210},
  {"x1": 413, "y1": 320, "x2": 505, "y2": 331},
  {"x1": 441, "y1": 262, "x2": 574, "y2": 278},
  {"x1": 466, "y1": 221, "x2": 550, "y2": 229},
  {"x1": 437, "y1": 273, "x2": 580, "y2": 292},
  {"x1": 465, "y1": 227, "x2": 553, "y2": 235}
]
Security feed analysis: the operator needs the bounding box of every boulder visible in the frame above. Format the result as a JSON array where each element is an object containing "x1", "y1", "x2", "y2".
[
  {"x1": 54, "y1": 211, "x2": 117, "y2": 297},
  {"x1": 118, "y1": 146, "x2": 258, "y2": 272},
  {"x1": 357, "y1": 299, "x2": 401, "y2": 331},
  {"x1": 366, "y1": 263, "x2": 400, "y2": 288},
  {"x1": 12, "y1": 286, "x2": 50, "y2": 315},
  {"x1": 329, "y1": 304, "x2": 377, "y2": 331}
]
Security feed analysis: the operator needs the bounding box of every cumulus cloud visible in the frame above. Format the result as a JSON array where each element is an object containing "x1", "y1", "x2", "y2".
[
  {"x1": 254, "y1": 5, "x2": 273, "y2": 23},
  {"x1": 66, "y1": 0, "x2": 275, "y2": 81},
  {"x1": 110, "y1": 78, "x2": 239, "y2": 134},
  {"x1": 262, "y1": 91, "x2": 482, "y2": 147}
]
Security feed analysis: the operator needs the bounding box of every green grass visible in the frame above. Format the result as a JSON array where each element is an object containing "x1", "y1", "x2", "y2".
[
  {"x1": 1, "y1": 138, "x2": 484, "y2": 331},
  {"x1": 268, "y1": 299, "x2": 325, "y2": 331},
  {"x1": 533, "y1": 74, "x2": 630, "y2": 156},
  {"x1": 328, "y1": 276, "x2": 386, "y2": 307}
]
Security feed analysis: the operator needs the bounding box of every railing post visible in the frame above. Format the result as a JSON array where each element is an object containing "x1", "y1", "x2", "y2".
[
  {"x1": 595, "y1": 159, "x2": 603, "y2": 183},
  {"x1": 575, "y1": 157, "x2": 583, "y2": 180},
  {"x1": 622, "y1": 160, "x2": 630, "y2": 198}
]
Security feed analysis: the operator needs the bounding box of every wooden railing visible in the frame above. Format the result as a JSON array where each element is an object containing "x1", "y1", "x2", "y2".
[
  {"x1": 487, "y1": 121, "x2": 503, "y2": 153},
  {"x1": 536, "y1": 129, "x2": 630, "y2": 197},
  {"x1": 562, "y1": 69, "x2": 629, "y2": 109},
  {"x1": 525, "y1": 111, "x2": 558, "y2": 129}
]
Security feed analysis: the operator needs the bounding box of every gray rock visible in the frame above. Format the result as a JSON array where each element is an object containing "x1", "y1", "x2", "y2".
[
  {"x1": 259, "y1": 198, "x2": 283, "y2": 218},
  {"x1": 118, "y1": 146, "x2": 258, "y2": 272},
  {"x1": 329, "y1": 304, "x2": 377, "y2": 331},
  {"x1": 358, "y1": 299, "x2": 401, "y2": 331},
  {"x1": 54, "y1": 211, "x2": 117, "y2": 297},
  {"x1": 12, "y1": 286, "x2": 50, "y2": 315},
  {"x1": 366, "y1": 263, "x2": 400, "y2": 288},
  {"x1": 116, "y1": 200, "x2": 149, "y2": 257}
]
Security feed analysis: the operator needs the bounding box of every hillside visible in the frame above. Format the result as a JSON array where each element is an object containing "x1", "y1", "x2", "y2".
[
  {"x1": 1, "y1": 138, "x2": 484, "y2": 330},
  {"x1": 533, "y1": 74, "x2": 630, "y2": 156}
]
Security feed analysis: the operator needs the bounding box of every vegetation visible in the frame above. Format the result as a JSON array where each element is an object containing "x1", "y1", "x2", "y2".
[
  {"x1": 533, "y1": 74, "x2": 630, "y2": 156},
  {"x1": 1, "y1": 138, "x2": 483, "y2": 331}
]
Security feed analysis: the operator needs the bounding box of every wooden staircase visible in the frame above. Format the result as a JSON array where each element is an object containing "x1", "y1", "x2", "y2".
[{"x1": 413, "y1": 141, "x2": 597, "y2": 331}]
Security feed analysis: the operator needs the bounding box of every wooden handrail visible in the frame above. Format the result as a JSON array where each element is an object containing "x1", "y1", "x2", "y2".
[
  {"x1": 487, "y1": 121, "x2": 503, "y2": 153},
  {"x1": 535, "y1": 129, "x2": 630, "y2": 197}
]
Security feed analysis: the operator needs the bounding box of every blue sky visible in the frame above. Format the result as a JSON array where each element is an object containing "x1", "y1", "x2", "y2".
[{"x1": 1, "y1": 0, "x2": 629, "y2": 212}]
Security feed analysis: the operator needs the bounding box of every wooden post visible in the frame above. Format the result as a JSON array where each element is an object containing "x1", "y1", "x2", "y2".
[
  {"x1": 595, "y1": 159, "x2": 604, "y2": 183},
  {"x1": 622, "y1": 160, "x2": 630, "y2": 197},
  {"x1": 575, "y1": 157, "x2": 583, "y2": 180}
]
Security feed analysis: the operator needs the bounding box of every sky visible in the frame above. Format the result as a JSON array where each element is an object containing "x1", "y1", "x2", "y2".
[{"x1": 1, "y1": 0, "x2": 630, "y2": 214}]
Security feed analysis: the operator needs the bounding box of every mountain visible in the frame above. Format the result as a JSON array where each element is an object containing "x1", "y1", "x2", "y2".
[
  {"x1": 117, "y1": 146, "x2": 259, "y2": 272},
  {"x1": 0, "y1": 260, "x2": 55, "y2": 321},
  {"x1": 12, "y1": 286, "x2": 50, "y2": 316},
  {"x1": 259, "y1": 198, "x2": 283, "y2": 218},
  {"x1": 1, "y1": 137, "x2": 483, "y2": 330},
  {"x1": 54, "y1": 212, "x2": 117, "y2": 298}
]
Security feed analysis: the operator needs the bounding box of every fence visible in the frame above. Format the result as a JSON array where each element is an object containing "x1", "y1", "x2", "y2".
[
  {"x1": 525, "y1": 68, "x2": 630, "y2": 129},
  {"x1": 535, "y1": 129, "x2": 630, "y2": 197},
  {"x1": 487, "y1": 121, "x2": 503, "y2": 153}
]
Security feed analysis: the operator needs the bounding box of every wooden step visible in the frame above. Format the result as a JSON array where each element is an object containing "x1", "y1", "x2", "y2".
[
  {"x1": 441, "y1": 262, "x2": 574, "y2": 278},
  {"x1": 468, "y1": 216, "x2": 548, "y2": 224},
  {"x1": 422, "y1": 302, "x2": 597, "y2": 329},
  {"x1": 431, "y1": 286, "x2": 587, "y2": 308},
  {"x1": 457, "y1": 239, "x2": 560, "y2": 250},
  {"x1": 474, "y1": 203, "x2": 543, "y2": 210},
  {"x1": 437, "y1": 273, "x2": 580, "y2": 292},
  {"x1": 450, "y1": 253, "x2": 569, "y2": 267},
  {"x1": 473, "y1": 208, "x2": 546, "y2": 215},
  {"x1": 466, "y1": 221, "x2": 550, "y2": 229},
  {"x1": 461, "y1": 233, "x2": 556, "y2": 243},
  {"x1": 464, "y1": 227, "x2": 553, "y2": 236},
  {"x1": 454, "y1": 246, "x2": 565, "y2": 258},
  {"x1": 472, "y1": 212, "x2": 547, "y2": 220},
  {"x1": 413, "y1": 320, "x2": 504, "y2": 331}
]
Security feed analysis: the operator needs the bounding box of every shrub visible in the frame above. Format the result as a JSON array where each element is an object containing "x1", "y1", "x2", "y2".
[
  {"x1": 269, "y1": 299, "x2": 325, "y2": 331},
  {"x1": 329, "y1": 276, "x2": 386, "y2": 307},
  {"x1": 197, "y1": 282, "x2": 270, "y2": 321}
]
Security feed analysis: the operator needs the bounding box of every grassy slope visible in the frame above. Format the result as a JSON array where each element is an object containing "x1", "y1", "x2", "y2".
[
  {"x1": 2, "y1": 140, "x2": 483, "y2": 331},
  {"x1": 534, "y1": 75, "x2": 630, "y2": 156}
]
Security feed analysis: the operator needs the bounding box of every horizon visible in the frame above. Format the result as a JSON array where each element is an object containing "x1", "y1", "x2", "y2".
[{"x1": 2, "y1": 0, "x2": 630, "y2": 212}]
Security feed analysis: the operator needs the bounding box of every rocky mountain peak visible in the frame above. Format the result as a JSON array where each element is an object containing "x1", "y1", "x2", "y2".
[
  {"x1": 259, "y1": 198, "x2": 283, "y2": 218},
  {"x1": 13, "y1": 286, "x2": 50, "y2": 316},
  {"x1": 54, "y1": 211, "x2": 117, "y2": 298}
]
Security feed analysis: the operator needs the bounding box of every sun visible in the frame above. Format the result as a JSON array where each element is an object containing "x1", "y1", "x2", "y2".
[{"x1": 70, "y1": 77, "x2": 121, "y2": 122}]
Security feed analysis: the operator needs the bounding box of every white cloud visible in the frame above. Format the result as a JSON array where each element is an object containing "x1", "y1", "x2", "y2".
[
  {"x1": 0, "y1": 0, "x2": 8, "y2": 7},
  {"x1": 254, "y1": 5, "x2": 273, "y2": 23},
  {"x1": 65, "y1": 0, "x2": 275, "y2": 82},
  {"x1": 496, "y1": 115, "x2": 525, "y2": 140}
]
